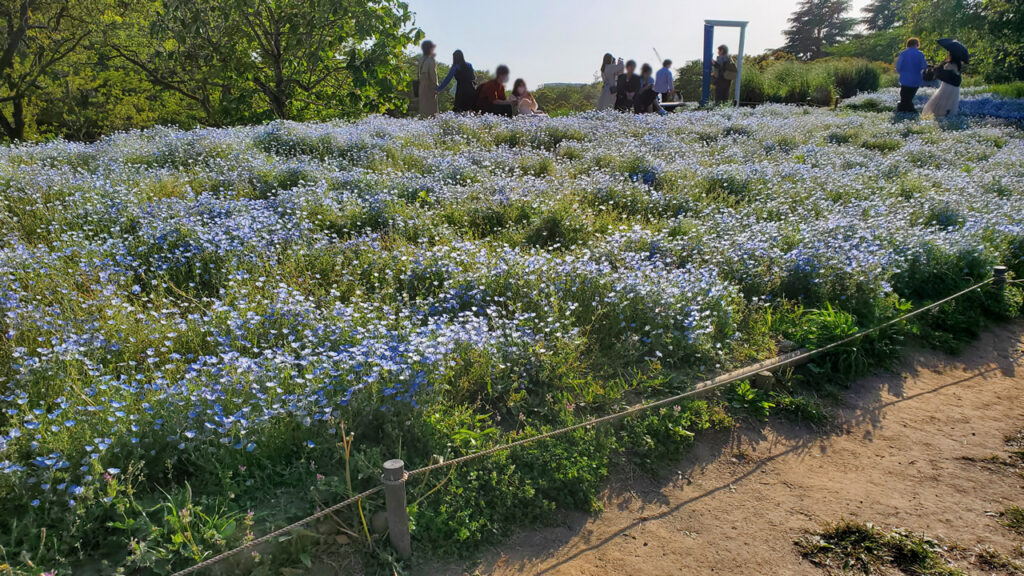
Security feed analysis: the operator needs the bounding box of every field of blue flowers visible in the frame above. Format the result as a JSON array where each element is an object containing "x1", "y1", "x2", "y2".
[{"x1": 2, "y1": 102, "x2": 1024, "y2": 574}]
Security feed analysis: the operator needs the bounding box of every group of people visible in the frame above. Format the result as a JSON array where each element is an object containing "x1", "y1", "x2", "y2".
[
  {"x1": 417, "y1": 40, "x2": 741, "y2": 119},
  {"x1": 596, "y1": 45, "x2": 737, "y2": 113},
  {"x1": 597, "y1": 56, "x2": 674, "y2": 115},
  {"x1": 417, "y1": 41, "x2": 544, "y2": 118},
  {"x1": 895, "y1": 37, "x2": 968, "y2": 118}
]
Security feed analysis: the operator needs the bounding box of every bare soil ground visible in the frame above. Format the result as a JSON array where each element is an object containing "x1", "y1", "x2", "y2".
[{"x1": 423, "y1": 322, "x2": 1024, "y2": 576}]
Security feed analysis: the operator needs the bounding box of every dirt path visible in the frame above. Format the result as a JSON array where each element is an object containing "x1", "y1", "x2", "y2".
[{"x1": 425, "y1": 322, "x2": 1024, "y2": 576}]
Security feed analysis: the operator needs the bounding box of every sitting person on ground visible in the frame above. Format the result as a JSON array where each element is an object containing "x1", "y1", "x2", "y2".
[
  {"x1": 654, "y1": 59, "x2": 676, "y2": 103},
  {"x1": 510, "y1": 79, "x2": 546, "y2": 116},
  {"x1": 712, "y1": 45, "x2": 737, "y2": 104},
  {"x1": 634, "y1": 64, "x2": 666, "y2": 115},
  {"x1": 895, "y1": 37, "x2": 928, "y2": 113},
  {"x1": 476, "y1": 65, "x2": 516, "y2": 116},
  {"x1": 615, "y1": 60, "x2": 641, "y2": 112}
]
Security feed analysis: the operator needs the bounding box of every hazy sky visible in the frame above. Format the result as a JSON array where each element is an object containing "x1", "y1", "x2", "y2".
[{"x1": 407, "y1": 0, "x2": 871, "y2": 86}]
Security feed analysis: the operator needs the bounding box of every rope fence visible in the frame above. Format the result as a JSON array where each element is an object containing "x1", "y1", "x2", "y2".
[{"x1": 171, "y1": 270, "x2": 1006, "y2": 576}]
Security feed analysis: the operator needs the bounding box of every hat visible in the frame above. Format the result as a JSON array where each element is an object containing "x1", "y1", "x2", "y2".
[
  {"x1": 421, "y1": 40, "x2": 436, "y2": 53},
  {"x1": 938, "y1": 38, "x2": 969, "y2": 63}
]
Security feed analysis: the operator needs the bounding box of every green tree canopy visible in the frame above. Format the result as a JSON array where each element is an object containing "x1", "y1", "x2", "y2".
[
  {"x1": 0, "y1": 0, "x2": 99, "y2": 139},
  {"x1": 861, "y1": 0, "x2": 907, "y2": 32},
  {"x1": 783, "y1": 0, "x2": 858, "y2": 60},
  {"x1": 111, "y1": 0, "x2": 422, "y2": 124}
]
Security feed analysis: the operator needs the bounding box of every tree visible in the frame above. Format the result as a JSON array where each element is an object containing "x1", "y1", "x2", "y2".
[
  {"x1": 229, "y1": 0, "x2": 421, "y2": 120},
  {"x1": 978, "y1": 0, "x2": 1024, "y2": 82},
  {"x1": 782, "y1": 0, "x2": 857, "y2": 60},
  {"x1": 0, "y1": 0, "x2": 98, "y2": 140},
  {"x1": 861, "y1": 0, "x2": 906, "y2": 32},
  {"x1": 104, "y1": 0, "x2": 239, "y2": 126},
  {"x1": 112, "y1": 0, "x2": 422, "y2": 123}
]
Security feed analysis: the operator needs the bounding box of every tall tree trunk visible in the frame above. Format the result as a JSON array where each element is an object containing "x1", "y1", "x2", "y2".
[{"x1": 0, "y1": 97, "x2": 26, "y2": 140}]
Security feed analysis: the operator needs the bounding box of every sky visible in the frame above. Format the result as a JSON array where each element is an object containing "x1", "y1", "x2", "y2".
[{"x1": 407, "y1": 0, "x2": 871, "y2": 86}]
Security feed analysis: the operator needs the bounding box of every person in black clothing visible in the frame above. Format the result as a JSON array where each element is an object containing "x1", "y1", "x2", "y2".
[
  {"x1": 634, "y1": 63, "x2": 664, "y2": 114},
  {"x1": 615, "y1": 60, "x2": 641, "y2": 112},
  {"x1": 437, "y1": 50, "x2": 477, "y2": 113}
]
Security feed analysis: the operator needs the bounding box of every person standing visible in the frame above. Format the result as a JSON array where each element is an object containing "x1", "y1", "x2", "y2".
[
  {"x1": 654, "y1": 59, "x2": 675, "y2": 103},
  {"x1": 437, "y1": 50, "x2": 477, "y2": 113},
  {"x1": 712, "y1": 45, "x2": 736, "y2": 104},
  {"x1": 895, "y1": 38, "x2": 928, "y2": 113},
  {"x1": 923, "y1": 39, "x2": 968, "y2": 119},
  {"x1": 418, "y1": 41, "x2": 439, "y2": 117},
  {"x1": 476, "y1": 65, "x2": 516, "y2": 116},
  {"x1": 615, "y1": 60, "x2": 641, "y2": 112},
  {"x1": 598, "y1": 54, "x2": 624, "y2": 110}
]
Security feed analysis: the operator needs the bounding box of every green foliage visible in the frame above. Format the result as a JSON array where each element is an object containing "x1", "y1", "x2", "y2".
[
  {"x1": 727, "y1": 382, "x2": 775, "y2": 421},
  {"x1": 0, "y1": 0, "x2": 107, "y2": 140},
  {"x1": 1, "y1": 0, "x2": 422, "y2": 141},
  {"x1": 533, "y1": 83, "x2": 603, "y2": 116},
  {"x1": 783, "y1": 0, "x2": 859, "y2": 61},
  {"x1": 1002, "y1": 506, "x2": 1024, "y2": 535},
  {"x1": 797, "y1": 520, "x2": 965, "y2": 576},
  {"x1": 861, "y1": 0, "x2": 907, "y2": 32},
  {"x1": 738, "y1": 58, "x2": 886, "y2": 106},
  {"x1": 623, "y1": 402, "x2": 732, "y2": 474}
]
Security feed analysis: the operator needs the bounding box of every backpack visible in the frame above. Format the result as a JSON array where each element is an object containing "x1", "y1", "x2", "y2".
[{"x1": 723, "y1": 60, "x2": 738, "y2": 81}]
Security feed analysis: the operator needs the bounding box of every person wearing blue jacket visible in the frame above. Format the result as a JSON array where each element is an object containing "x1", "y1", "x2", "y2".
[{"x1": 895, "y1": 38, "x2": 928, "y2": 113}]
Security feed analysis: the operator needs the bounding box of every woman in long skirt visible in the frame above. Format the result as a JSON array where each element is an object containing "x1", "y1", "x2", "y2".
[
  {"x1": 597, "y1": 54, "x2": 623, "y2": 111},
  {"x1": 923, "y1": 43, "x2": 966, "y2": 119}
]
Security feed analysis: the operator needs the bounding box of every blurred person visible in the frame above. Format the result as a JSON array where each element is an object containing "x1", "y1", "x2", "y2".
[
  {"x1": 437, "y1": 50, "x2": 477, "y2": 113},
  {"x1": 598, "y1": 53, "x2": 625, "y2": 110},
  {"x1": 476, "y1": 65, "x2": 516, "y2": 116},
  {"x1": 511, "y1": 79, "x2": 545, "y2": 116},
  {"x1": 712, "y1": 45, "x2": 737, "y2": 104},
  {"x1": 615, "y1": 60, "x2": 641, "y2": 112},
  {"x1": 418, "y1": 40, "x2": 439, "y2": 117},
  {"x1": 654, "y1": 59, "x2": 675, "y2": 103},
  {"x1": 923, "y1": 40, "x2": 967, "y2": 119},
  {"x1": 895, "y1": 37, "x2": 928, "y2": 113},
  {"x1": 634, "y1": 63, "x2": 666, "y2": 115}
]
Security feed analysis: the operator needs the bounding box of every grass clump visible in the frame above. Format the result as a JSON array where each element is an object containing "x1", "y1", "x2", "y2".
[
  {"x1": 1002, "y1": 506, "x2": 1024, "y2": 536},
  {"x1": 796, "y1": 520, "x2": 964, "y2": 575}
]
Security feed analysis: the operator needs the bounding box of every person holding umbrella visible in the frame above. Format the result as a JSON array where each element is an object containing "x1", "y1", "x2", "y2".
[{"x1": 923, "y1": 39, "x2": 968, "y2": 119}]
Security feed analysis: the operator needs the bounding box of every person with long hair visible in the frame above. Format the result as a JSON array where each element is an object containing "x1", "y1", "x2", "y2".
[
  {"x1": 597, "y1": 53, "x2": 624, "y2": 110},
  {"x1": 923, "y1": 40, "x2": 967, "y2": 119},
  {"x1": 510, "y1": 79, "x2": 545, "y2": 116},
  {"x1": 437, "y1": 50, "x2": 477, "y2": 113}
]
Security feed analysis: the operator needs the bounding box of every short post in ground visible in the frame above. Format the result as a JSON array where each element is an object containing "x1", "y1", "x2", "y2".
[
  {"x1": 382, "y1": 459, "x2": 412, "y2": 560},
  {"x1": 994, "y1": 265, "x2": 1008, "y2": 288}
]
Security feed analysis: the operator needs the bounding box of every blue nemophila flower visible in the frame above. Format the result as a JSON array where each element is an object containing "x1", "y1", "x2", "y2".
[{"x1": 1, "y1": 105, "x2": 1023, "y2": 514}]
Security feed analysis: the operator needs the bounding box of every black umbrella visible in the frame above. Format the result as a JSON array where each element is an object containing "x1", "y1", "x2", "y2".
[{"x1": 938, "y1": 38, "x2": 970, "y2": 64}]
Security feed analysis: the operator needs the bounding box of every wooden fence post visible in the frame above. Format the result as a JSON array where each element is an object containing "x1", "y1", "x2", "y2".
[
  {"x1": 994, "y1": 266, "x2": 1008, "y2": 288},
  {"x1": 382, "y1": 459, "x2": 412, "y2": 560}
]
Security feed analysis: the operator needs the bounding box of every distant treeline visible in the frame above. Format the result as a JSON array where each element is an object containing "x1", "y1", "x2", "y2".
[{"x1": 0, "y1": 0, "x2": 422, "y2": 141}]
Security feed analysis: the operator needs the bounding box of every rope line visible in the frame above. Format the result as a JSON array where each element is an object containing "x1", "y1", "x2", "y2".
[
  {"x1": 170, "y1": 277, "x2": 994, "y2": 575},
  {"x1": 170, "y1": 486, "x2": 383, "y2": 576}
]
